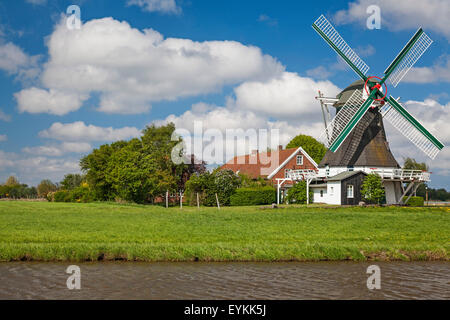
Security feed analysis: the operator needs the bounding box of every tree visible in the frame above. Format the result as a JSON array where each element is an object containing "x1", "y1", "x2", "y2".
[
  {"x1": 403, "y1": 158, "x2": 429, "y2": 196},
  {"x1": 286, "y1": 181, "x2": 313, "y2": 204},
  {"x1": 4, "y1": 176, "x2": 19, "y2": 186},
  {"x1": 80, "y1": 141, "x2": 128, "y2": 201},
  {"x1": 80, "y1": 123, "x2": 188, "y2": 203},
  {"x1": 37, "y1": 180, "x2": 57, "y2": 198},
  {"x1": 184, "y1": 169, "x2": 241, "y2": 206},
  {"x1": 403, "y1": 157, "x2": 429, "y2": 171},
  {"x1": 60, "y1": 174, "x2": 84, "y2": 190},
  {"x1": 361, "y1": 173, "x2": 385, "y2": 204},
  {"x1": 286, "y1": 134, "x2": 327, "y2": 164}
]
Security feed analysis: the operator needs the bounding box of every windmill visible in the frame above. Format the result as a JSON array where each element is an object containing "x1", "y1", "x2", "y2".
[{"x1": 310, "y1": 15, "x2": 445, "y2": 205}]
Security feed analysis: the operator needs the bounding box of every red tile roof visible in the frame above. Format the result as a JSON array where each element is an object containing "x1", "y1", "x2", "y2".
[{"x1": 221, "y1": 148, "x2": 300, "y2": 179}]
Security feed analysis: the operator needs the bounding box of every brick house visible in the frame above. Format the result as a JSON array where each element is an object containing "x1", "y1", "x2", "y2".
[{"x1": 221, "y1": 145, "x2": 318, "y2": 189}]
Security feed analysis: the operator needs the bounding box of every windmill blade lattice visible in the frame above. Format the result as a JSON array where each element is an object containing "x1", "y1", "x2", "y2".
[
  {"x1": 313, "y1": 15, "x2": 369, "y2": 79},
  {"x1": 380, "y1": 97, "x2": 444, "y2": 159},
  {"x1": 384, "y1": 29, "x2": 433, "y2": 87},
  {"x1": 319, "y1": 89, "x2": 373, "y2": 148}
]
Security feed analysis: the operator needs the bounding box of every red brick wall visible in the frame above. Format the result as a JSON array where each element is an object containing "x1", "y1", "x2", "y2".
[{"x1": 269, "y1": 151, "x2": 317, "y2": 186}]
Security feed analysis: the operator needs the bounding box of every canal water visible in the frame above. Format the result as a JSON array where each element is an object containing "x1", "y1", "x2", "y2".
[{"x1": 0, "y1": 261, "x2": 448, "y2": 300}]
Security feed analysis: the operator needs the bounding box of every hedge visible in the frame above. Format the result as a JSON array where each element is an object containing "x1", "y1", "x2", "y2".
[
  {"x1": 230, "y1": 186, "x2": 276, "y2": 206},
  {"x1": 403, "y1": 196, "x2": 424, "y2": 207}
]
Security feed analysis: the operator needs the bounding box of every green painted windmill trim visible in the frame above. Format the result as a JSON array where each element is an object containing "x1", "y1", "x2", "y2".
[
  {"x1": 312, "y1": 23, "x2": 367, "y2": 81},
  {"x1": 329, "y1": 94, "x2": 375, "y2": 152},
  {"x1": 386, "y1": 96, "x2": 444, "y2": 150},
  {"x1": 384, "y1": 28, "x2": 423, "y2": 78}
]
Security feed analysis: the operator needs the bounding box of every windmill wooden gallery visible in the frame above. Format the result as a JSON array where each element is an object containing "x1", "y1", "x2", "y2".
[{"x1": 223, "y1": 15, "x2": 445, "y2": 206}]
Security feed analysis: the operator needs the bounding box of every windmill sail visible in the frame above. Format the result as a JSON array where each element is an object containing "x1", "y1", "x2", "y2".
[
  {"x1": 384, "y1": 28, "x2": 433, "y2": 87},
  {"x1": 312, "y1": 15, "x2": 369, "y2": 80},
  {"x1": 381, "y1": 96, "x2": 444, "y2": 159},
  {"x1": 319, "y1": 89, "x2": 374, "y2": 150}
]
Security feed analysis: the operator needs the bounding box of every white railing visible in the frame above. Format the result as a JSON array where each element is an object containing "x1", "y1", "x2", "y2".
[
  {"x1": 316, "y1": 167, "x2": 431, "y2": 182},
  {"x1": 287, "y1": 169, "x2": 318, "y2": 181},
  {"x1": 370, "y1": 168, "x2": 430, "y2": 182}
]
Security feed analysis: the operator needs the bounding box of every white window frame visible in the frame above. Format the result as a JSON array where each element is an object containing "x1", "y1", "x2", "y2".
[
  {"x1": 347, "y1": 185, "x2": 354, "y2": 198},
  {"x1": 285, "y1": 169, "x2": 291, "y2": 178},
  {"x1": 296, "y1": 154, "x2": 303, "y2": 165}
]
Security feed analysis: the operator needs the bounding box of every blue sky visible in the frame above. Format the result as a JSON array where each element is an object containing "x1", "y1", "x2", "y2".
[{"x1": 0, "y1": 0, "x2": 449, "y2": 188}]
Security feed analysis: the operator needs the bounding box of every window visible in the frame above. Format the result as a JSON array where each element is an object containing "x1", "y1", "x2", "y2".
[
  {"x1": 347, "y1": 185, "x2": 354, "y2": 198},
  {"x1": 285, "y1": 169, "x2": 291, "y2": 178},
  {"x1": 330, "y1": 186, "x2": 334, "y2": 195},
  {"x1": 320, "y1": 190, "x2": 323, "y2": 197},
  {"x1": 296, "y1": 155, "x2": 303, "y2": 165}
]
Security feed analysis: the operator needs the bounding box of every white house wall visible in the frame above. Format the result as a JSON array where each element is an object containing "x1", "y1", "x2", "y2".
[
  {"x1": 326, "y1": 181, "x2": 341, "y2": 205},
  {"x1": 313, "y1": 187, "x2": 327, "y2": 203}
]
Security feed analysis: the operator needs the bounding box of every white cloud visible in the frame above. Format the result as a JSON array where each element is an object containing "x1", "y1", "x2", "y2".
[
  {"x1": 0, "y1": 150, "x2": 80, "y2": 186},
  {"x1": 0, "y1": 42, "x2": 40, "y2": 80},
  {"x1": 153, "y1": 71, "x2": 341, "y2": 163},
  {"x1": 334, "y1": 0, "x2": 450, "y2": 41},
  {"x1": 0, "y1": 109, "x2": 11, "y2": 121},
  {"x1": 231, "y1": 72, "x2": 341, "y2": 118},
  {"x1": 258, "y1": 14, "x2": 278, "y2": 27},
  {"x1": 127, "y1": 0, "x2": 181, "y2": 14},
  {"x1": 22, "y1": 142, "x2": 92, "y2": 157},
  {"x1": 15, "y1": 88, "x2": 88, "y2": 115},
  {"x1": 0, "y1": 134, "x2": 7, "y2": 142},
  {"x1": 383, "y1": 98, "x2": 450, "y2": 174},
  {"x1": 16, "y1": 17, "x2": 283, "y2": 115},
  {"x1": 306, "y1": 46, "x2": 375, "y2": 80},
  {"x1": 403, "y1": 56, "x2": 450, "y2": 83},
  {"x1": 26, "y1": 0, "x2": 47, "y2": 5},
  {"x1": 39, "y1": 121, "x2": 141, "y2": 142}
]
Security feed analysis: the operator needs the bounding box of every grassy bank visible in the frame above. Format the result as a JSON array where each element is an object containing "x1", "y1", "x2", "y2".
[{"x1": 0, "y1": 201, "x2": 448, "y2": 262}]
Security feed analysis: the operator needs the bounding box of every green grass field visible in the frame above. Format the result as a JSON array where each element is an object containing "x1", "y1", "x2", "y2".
[{"x1": 0, "y1": 201, "x2": 448, "y2": 262}]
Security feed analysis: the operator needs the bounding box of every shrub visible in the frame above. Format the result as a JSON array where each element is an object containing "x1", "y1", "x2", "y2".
[
  {"x1": 286, "y1": 181, "x2": 313, "y2": 204},
  {"x1": 230, "y1": 186, "x2": 276, "y2": 206},
  {"x1": 70, "y1": 186, "x2": 94, "y2": 203},
  {"x1": 53, "y1": 190, "x2": 69, "y2": 202},
  {"x1": 361, "y1": 173, "x2": 385, "y2": 204},
  {"x1": 403, "y1": 196, "x2": 424, "y2": 207},
  {"x1": 184, "y1": 169, "x2": 240, "y2": 207}
]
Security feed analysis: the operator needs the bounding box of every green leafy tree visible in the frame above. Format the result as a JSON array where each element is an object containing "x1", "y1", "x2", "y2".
[
  {"x1": 5, "y1": 176, "x2": 19, "y2": 186},
  {"x1": 361, "y1": 173, "x2": 385, "y2": 204},
  {"x1": 286, "y1": 181, "x2": 313, "y2": 204},
  {"x1": 80, "y1": 123, "x2": 190, "y2": 203},
  {"x1": 286, "y1": 134, "x2": 327, "y2": 164},
  {"x1": 403, "y1": 157, "x2": 429, "y2": 171},
  {"x1": 80, "y1": 141, "x2": 128, "y2": 201},
  {"x1": 60, "y1": 174, "x2": 84, "y2": 190},
  {"x1": 403, "y1": 158, "x2": 429, "y2": 197},
  {"x1": 185, "y1": 169, "x2": 241, "y2": 206},
  {"x1": 37, "y1": 179, "x2": 57, "y2": 198}
]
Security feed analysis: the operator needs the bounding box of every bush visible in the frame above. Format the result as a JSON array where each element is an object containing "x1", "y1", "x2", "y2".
[
  {"x1": 403, "y1": 196, "x2": 424, "y2": 206},
  {"x1": 53, "y1": 190, "x2": 70, "y2": 202},
  {"x1": 52, "y1": 186, "x2": 94, "y2": 203},
  {"x1": 70, "y1": 186, "x2": 94, "y2": 203},
  {"x1": 361, "y1": 173, "x2": 385, "y2": 204},
  {"x1": 286, "y1": 181, "x2": 313, "y2": 204},
  {"x1": 184, "y1": 169, "x2": 240, "y2": 207},
  {"x1": 230, "y1": 186, "x2": 276, "y2": 206}
]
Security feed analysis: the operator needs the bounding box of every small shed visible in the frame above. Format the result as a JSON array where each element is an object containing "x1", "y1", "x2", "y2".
[{"x1": 311, "y1": 171, "x2": 367, "y2": 205}]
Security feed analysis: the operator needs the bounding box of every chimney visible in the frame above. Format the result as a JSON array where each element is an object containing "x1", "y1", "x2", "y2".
[{"x1": 278, "y1": 145, "x2": 283, "y2": 151}]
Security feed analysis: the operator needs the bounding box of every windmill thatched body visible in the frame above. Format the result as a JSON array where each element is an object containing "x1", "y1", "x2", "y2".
[{"x1": 319, "y1": 80, "x2": 399, "y2": 169}]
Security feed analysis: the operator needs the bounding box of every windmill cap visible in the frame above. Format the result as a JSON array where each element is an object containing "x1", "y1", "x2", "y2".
[{"x1": 334, "y1": 79, "x2": 380, "y2": 107}]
